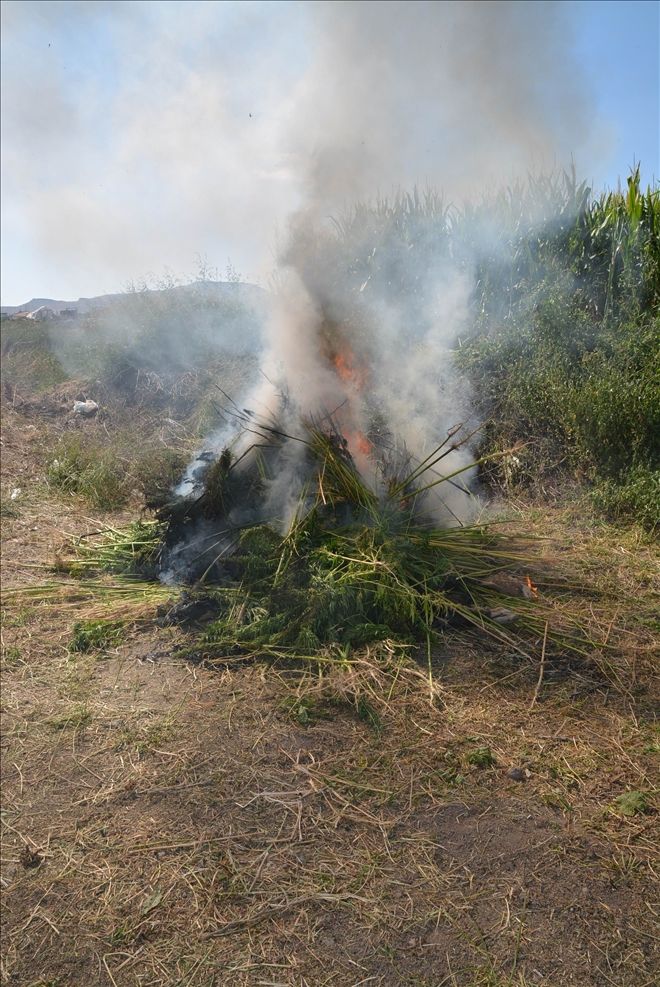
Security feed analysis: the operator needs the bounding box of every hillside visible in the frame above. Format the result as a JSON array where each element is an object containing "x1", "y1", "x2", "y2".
[{"x1": 0, "y1": 279, "x2": 266, "y2": 317}]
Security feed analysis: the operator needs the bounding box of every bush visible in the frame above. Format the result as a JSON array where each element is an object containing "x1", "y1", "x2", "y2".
[
  {"x1": 591, "y1": 467, "x2": 660, "y2": 531},
  {"x1": 459, "y1": 309, "x2": 659, "y2": 497}
]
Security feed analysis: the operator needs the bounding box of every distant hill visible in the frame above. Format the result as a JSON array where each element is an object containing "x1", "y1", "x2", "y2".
[{"x1": 0, "y1": 280, "x2": 267, "y2": 317}]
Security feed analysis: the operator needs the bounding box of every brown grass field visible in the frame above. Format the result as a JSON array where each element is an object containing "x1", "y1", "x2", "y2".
[{"x1": 1, "y1": 389, "x2": 658, "y2": 987}]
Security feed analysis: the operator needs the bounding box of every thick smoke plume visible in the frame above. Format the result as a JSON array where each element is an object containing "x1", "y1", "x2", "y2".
[
  {"x1": 291, "y1": 0, "x2": 593, "y2": 208},
  {"x1": 6, "y1": 1, "x2": 599, "y2": 572},
  {"x1": 181, "y1": 0, "x2": 598, "y2": 535}
]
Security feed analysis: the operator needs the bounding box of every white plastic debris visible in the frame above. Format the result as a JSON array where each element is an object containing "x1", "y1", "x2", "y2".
[
  {"x1": 10, "y1": 487, "x2": 21, "y2": 500},
  {"x1": 73, "y1": 400, "x2": 99, "y2": 416},
  {"x1": 488, "y1": 606, "x2": 518, "y2": 625}
]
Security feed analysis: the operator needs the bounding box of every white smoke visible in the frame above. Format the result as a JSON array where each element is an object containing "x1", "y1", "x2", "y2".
[
  {"x1": 1, "y1": 0, "x2": 607, "y2": 302},
  {"x1": 173, "y1": 0, "x2": 605, "y2": 532},
  {"x1": 2, "y1": 0, "x2": 607, "y2": 545}
]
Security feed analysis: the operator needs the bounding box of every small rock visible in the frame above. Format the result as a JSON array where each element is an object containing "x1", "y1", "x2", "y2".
[
  {"x1": 507, "y1": 767, "x2": 530, "y2": 782},
  {"x1": 73, "y1": 399, "x2": 99, "y2": 416}
]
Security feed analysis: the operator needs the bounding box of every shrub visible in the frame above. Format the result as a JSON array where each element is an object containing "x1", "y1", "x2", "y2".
[{"x1": 591, "y1": 466, "x2": 660, "y2": 531}]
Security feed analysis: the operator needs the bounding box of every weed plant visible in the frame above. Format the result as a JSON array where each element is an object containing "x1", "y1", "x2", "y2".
[
  {"x1": 47, "y1": 437, "x2": 131, "y2": 510},
  {"x1": 70, "y1": 618, "x2": 124, "y2": 652}
]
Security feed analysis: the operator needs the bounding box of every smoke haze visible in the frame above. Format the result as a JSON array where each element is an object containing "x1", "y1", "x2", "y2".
[
  {"x1": 240, "y1": 0, "x2": 604, "y2": 524},
  {"x1": 1, "y1": 0, "x2": 635, "y2": 537},
  {"x1": 2, "y1": 0, "x2": 612, "y2": 303},
  {"x1": 290, "y1": 0, "x2": 597, "y2": 208}
]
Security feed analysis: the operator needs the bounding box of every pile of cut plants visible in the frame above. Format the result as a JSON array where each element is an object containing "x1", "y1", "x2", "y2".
[{"x1": 25, "y1": 409, "x2": 596, "y2": 674}]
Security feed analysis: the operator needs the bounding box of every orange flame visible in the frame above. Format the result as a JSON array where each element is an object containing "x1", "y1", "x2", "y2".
[
  {"x1": 343, "y1": 429, "x2": 372, "y2": 457},
  {"x1": 523, "y1": 575, "x2": 539, "y2": 600},
  {"x1": 332, "y1": 345, "x2": 367, "y2": 390},
  {"x1": 328, "y1": 341, "x2": 372, "y2": 459}
]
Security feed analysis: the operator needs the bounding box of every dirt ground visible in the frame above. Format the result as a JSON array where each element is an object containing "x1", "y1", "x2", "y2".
[{"x1": 1, "y1": 403, "x2": 658, "y2": 987}]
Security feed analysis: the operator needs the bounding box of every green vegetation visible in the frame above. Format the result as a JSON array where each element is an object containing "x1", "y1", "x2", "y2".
[
  {"x1": 318, "y1": 167, "x2": 658, "y2": 527},
  {"x1": 612, "y1": 791, "x2": 651, "y2": 817},
  {"x1": 47, "y1": 436, "x2": 131, "y2": 509},
  {"x1": 591, "y1": 465, "x2": 659, "y2": 531},
  {"x1": 467, "y1": 746, "x2": 497, "y2": 768},
  {"x1": 63, "y1": 520, "x2": 164, "y2": 577},
  {"x1": 196, "y1": 422, "x2": 568, "y2": 662},
  {"x1": 69, "y1": 618, "x2": 124, "y2": 653},
  {"x1": 4, "y1": 168, "x2": 656, "y2": 531},
  {"x1": 47, "y1": 434, "x2": 192, "y2": 514},
  {"x1": 4, "y1": 577, "x2": 176, "y2": 624}
]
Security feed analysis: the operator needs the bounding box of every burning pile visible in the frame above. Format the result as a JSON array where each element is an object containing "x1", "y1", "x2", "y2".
[
  {"x1": 55, "y1": 286, "x2": 555, "y2": 659},
  {"x1": 139, "y1": 399, "x2": 547, "y2": 658},
  {"x1": 48, "y1": 295, "x2": 580, "y2": 666},
  {"x1": 49, "y1": 184, "x2": 599, "y2": 658}
]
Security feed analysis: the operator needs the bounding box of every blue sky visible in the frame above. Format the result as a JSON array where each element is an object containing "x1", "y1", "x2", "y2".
[
  {"x1": 570, "y1": 0, "x2": 659, "y2": 188},
  {"x1": 1, "y1": 0, "x2": 658, "y2": 305}
]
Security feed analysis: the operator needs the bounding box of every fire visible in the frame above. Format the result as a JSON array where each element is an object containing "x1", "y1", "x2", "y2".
[
  {"x1": 523, "y1": 575, "x2": 539, "y2": 600},
  {"x1": 344, "y1": 429, "x2": 372, "y2": 457},
  {"x1": 331, "y1": 344, "x2": 367, "y2": 390},
  {"x1": 327, "y1": 340, "x2": 373, "y2": 459}
]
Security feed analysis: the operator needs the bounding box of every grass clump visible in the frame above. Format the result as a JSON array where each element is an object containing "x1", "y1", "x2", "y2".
[
  {"x1": 47, "y1": 436, "x2": 131, "y2": 509},
  {"x1": 591, "y1": 466, "x2": 659, "y2": 532},
  {"x1": 70, "y1": 618, "x2": 124, "y2": 653},
  {"x1": 467, "y1": 747, "x2": 497, "y2": 768},
  {"x1": 612, "y1": 791, "x2": 651, "y2": 817}
]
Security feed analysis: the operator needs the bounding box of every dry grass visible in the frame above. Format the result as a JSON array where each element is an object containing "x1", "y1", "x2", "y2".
[
  {"x1": 2, "y1": 631, "x2": 658, "y2": 986},
  {"x1": 1, "y1": 400, "x2": 658, "y2": 987}
]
